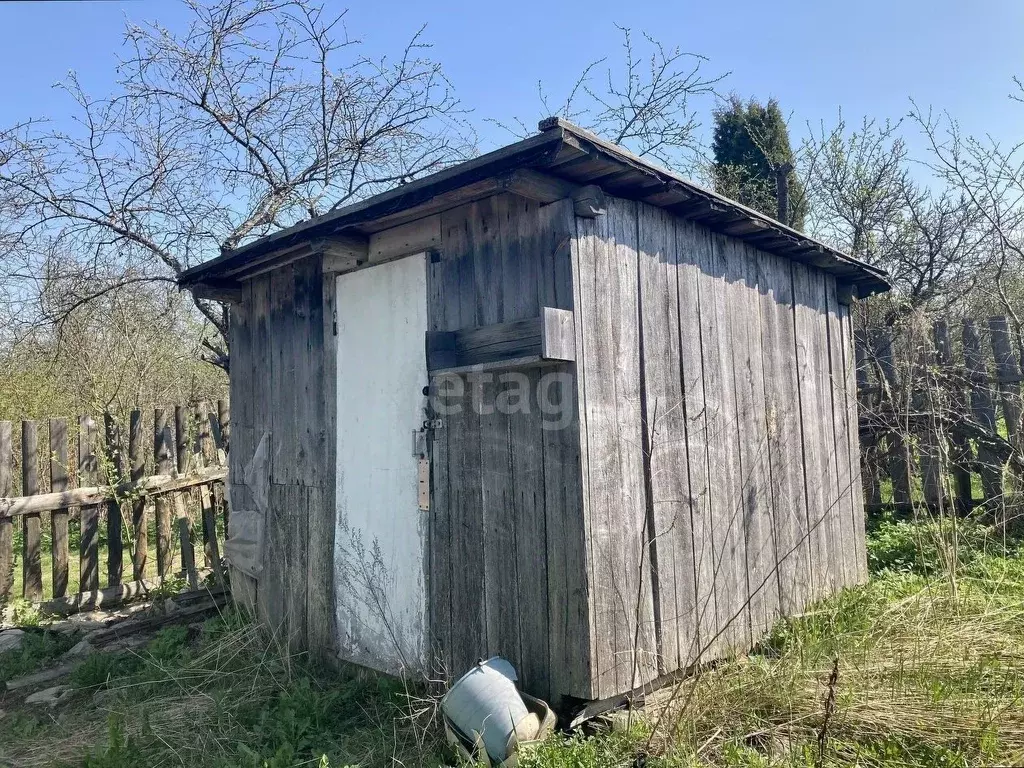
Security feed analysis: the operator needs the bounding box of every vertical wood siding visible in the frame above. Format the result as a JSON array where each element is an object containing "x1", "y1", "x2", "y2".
[
  {"x1": 575, "y1": 198, "x2": 865, "y2": 699},
  {"x1": 427, "y1": 193, "x2": 591, "y2": 705},
  {"x1": 228, "y1": 254, "x2": 336, "y2": 656}
]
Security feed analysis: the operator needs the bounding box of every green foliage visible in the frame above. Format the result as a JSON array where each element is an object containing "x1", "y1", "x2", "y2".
[
  {"x1": 866, "y1": 514, "x2": 1018, "y2": 576},
  {"x1": 0, "y1": 628, "x2": 75, "y2": 681},
  {"x1": 71, "y1": 650, "x2": 142, "y2": 690},
  {"x1": 81, "y1": 717, "x2": 148, "y2": 768},
  {"x1": 8, "y1": 598, "x2": 42, "y2": 627},
  {"x1": 518, "y1": 730, "x2": 661, "y2": 768},
  {"x1": 145, "y1": 625, "x2": 190, "y2": 663},
  {"x1": 4, "y1": 610, "x2": 447, "y2": 767},
  {"x1": 7, "y1": 525, "x2": 1024, "y2": 768},
  {"x1": 712, "y1": 96, "x2": 806, "y2": 229}
]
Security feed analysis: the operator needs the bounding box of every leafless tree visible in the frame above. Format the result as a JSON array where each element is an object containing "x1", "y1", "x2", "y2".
[
  {"x1": 910, "y1": 96, "x2": 1024, "y2": 331},
  {"x1": 0, "y1": 0, "x2": 472, "y2": 369},
  {"x1": 495, "y1": 25, "x2": 727, "y2": 176},
  {"x1": 800, "y1": 114, "x2": 986, "y2": 320}
]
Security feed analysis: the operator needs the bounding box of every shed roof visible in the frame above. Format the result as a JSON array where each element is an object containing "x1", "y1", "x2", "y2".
[{"x1": 180, "y1": 117, "x2": 890, "y2": 297}]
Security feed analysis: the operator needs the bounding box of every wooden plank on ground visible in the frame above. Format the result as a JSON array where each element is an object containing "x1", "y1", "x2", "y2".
[
  {"x1": 674, "y1": 220, "x2": 718, "y2": 665},
  {"x1": 21, "y1": 421, "x2": 42, "y2": 601},
  {"x1": 0, "y1": 423, "x2": 11, "y2": 602},
  {"x1": 49, "y1": 419, "x2": 70, "y2": 598},
  {"x1": 78, "y1": 415, "x2": 101, "y2": 595}
]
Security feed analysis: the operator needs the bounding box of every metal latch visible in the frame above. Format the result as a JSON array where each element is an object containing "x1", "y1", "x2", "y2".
[{"x1": 417, "y1": 458, "x2": 430, "y2": 511}]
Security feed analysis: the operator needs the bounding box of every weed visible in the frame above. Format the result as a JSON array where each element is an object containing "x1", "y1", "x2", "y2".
[
  {"x1": 145, "y1": 624, "x2": 190, "y2": 663},
  {"x1": 71, "y1": 651, "x2": 141, "y2": 690},
  {"x1": 0, "y1": 629, "x2": 75, "y2": 681}
]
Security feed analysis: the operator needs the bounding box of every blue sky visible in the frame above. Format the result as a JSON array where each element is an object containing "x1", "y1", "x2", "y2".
[{"x1": 1, "y1": 0, "x2": 1022, "y2": 162}]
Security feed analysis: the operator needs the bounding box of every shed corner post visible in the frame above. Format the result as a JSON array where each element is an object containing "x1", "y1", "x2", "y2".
[{"x1": 314, "y1": 260, "x2": 341, "y2": 662}]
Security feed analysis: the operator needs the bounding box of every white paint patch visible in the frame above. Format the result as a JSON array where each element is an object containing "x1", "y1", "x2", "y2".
[{"x1": 334, "y1": 255, "x2": 429, "y2": 675}]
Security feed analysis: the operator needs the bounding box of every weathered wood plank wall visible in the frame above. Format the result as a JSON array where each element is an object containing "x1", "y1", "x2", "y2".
[
  {"x1": 573, "y1": 197, "x2": 864, "y2": 700},
  {"x1": 227, "y1": 254, "x2": 336, "y2": 657},
  {"x1": 427, "y1": 193, "x2": 591, "y2": 705}
]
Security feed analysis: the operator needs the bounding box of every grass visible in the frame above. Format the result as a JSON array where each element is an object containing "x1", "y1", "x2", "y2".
[
  {"x1": 520, "y1": 514, "x2": 1024, "y2": 768},
  {"x1": 1, "y1": 611, "x2": 449, "y2": 767},
  {"x1": 2, "y1": 515, "x2": 1023, "y2": 767}
]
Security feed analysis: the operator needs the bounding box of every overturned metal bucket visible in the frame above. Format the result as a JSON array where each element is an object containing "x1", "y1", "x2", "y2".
[{"x1": 441, "y1": 657, "x2": 555, "y2": 765}]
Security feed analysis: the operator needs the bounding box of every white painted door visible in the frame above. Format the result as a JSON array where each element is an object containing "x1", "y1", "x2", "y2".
[{"x1": 334, "y1": 255, "x2": 428, "y2": 674}]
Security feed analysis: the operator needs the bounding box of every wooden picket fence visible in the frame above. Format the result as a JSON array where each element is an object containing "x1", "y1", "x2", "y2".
[
  {"x1": 0, "y1": 401, "x2": 229, "y2": 610},
  {"x1": 855, "y1": 315, "x2": 1023, "y2": 514}
]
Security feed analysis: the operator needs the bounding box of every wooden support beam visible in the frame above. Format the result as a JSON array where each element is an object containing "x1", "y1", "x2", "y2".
[
  {"x1": 572, "y1": 185, "x2": 607, "y2": 218},
  {"x1": 836, "y1": 283, "x2": 857, "y2": 305},
  {"x1": 426, "y1": 308, "x2": 575, "y2": 373},
  {"x1": 672, "y1": 198, "x2": 728, "y2": 219},
  {"x1": 722, "y1": 217, "x2": 770, "y2": 237},
  {"x1": 189, "y1": 281, "x2": 245, "y2": 304},
  {"x1": 314, "y1": 235, "x2": 370, "y2": 273},
  {"x1": 502, "y1": 168, "x2": 579, "y2": 203},
  {"x1": 368, "y1": 215, "x2": 441, "y2": 264}
]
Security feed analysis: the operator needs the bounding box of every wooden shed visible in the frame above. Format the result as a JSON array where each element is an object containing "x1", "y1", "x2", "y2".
[{"x1": 179, "y1": 118, "x2": 889, "y2": 708}]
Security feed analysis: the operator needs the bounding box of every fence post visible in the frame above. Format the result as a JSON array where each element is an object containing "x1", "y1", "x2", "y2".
[
  {"x1": 128, "y1": 410, "x2": 147, "y2": 581},
  {"x1": 914, "y1": 332, "x2": 946, "y2": 511},
  {"x1": 215, "y1": 399, "x2": 230, "y2": 536},
  {"x1": 872, "y1": 328, "x2": 913, "y2": 507},
  {"x1": 963, "y1": 320, "x2": 1003, "y2": 505},
  {"x1": 153, "y1": 408, "x2": 174, "y2": 580},
  {"x1": 933, "y1": 321, "x2": 973, "y2": 513},
  {"x1": 854, "y1": 331, "x2": 882, "y2": 508},
  {"x1": 79, "y1": 415, "x2": 101, "y2": 595},
  {"x1": 989, "y1": 316, "x2": 1023, "y2": 448},
  {"x1": 21, "y1": 421, "x2": 42, "y2": 601},
  {"x1": 193, "y1": 403, "x2": 223, "y2": 585},
  {"x1": 217, "y1": 399, "x2": 230, "y2": 454},
  {"x1": 0, "y1": 423, "x2": 12, "y2": 604},
  {"x1": 49, "y1": 418, "x2": 70, "y2": 598},
  {"x1": 103, "y1": 413, "x2": 124, "y2": 587},
  {"x1": 174, "y1": 405, "x2": 198, "y2": 590}
]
